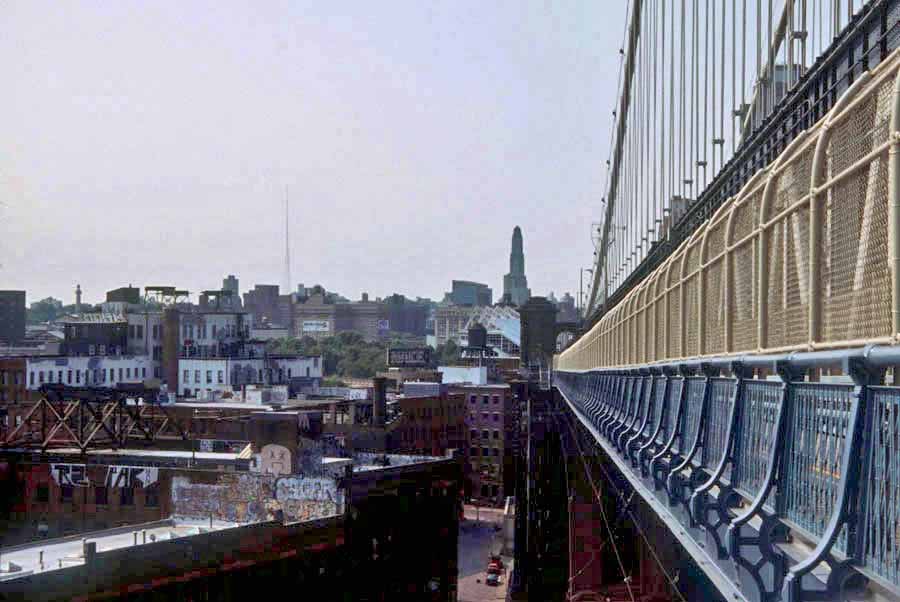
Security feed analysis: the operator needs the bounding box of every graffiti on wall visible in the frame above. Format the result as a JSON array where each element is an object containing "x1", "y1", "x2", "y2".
[
  {"x1": 171, "y1": 472, "x2": 342, "y2": 524},
  {"x1": 51, "y1": 464, "x2": 159, "y2": 488},
  {"x1": 253, "y1": 443, "x2": 292, "y2": 476}
]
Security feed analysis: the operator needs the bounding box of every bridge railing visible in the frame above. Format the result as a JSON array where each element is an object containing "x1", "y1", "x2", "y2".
[
  {"x1": 555, "y1": 345, "x2": 900, "y2": 602},
  {"x1": 559, "y1": 48, "x2": 900, "y2": 372}
]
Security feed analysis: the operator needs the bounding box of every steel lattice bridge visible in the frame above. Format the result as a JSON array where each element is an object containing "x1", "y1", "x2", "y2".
[
  {"x1": 541, "y1": 2, "x2": 900, "y2": 602},
  {"x1": 1, "y1": 385, "x2": 189, "y2": 452}
]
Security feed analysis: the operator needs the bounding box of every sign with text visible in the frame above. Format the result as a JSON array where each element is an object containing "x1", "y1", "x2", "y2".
[
  {"x1": 302, "y1": 320, "x2": 330, "y2": 333},
  {"x1": 387, "y1": 347, "x2": 431, "y2": 368},
  {"x1": 51, "y1": 464, "x2": 159, "y2": 488}
]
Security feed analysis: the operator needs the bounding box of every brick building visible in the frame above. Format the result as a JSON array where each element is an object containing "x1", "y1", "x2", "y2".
[
  {"x1": 452, "y1": 384, "x2": 519, "y2": 506},
  {"x1": 391, "y1": 387, "x2": 466, "y2": 458}
]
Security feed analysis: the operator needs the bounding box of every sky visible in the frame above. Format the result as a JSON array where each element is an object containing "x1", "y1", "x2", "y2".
[{"x1": 0, "y1": 1, "x2": 626, "y2": 306}]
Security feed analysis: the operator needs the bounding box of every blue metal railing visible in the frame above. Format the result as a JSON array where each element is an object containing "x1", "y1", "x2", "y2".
[
  {"x1": 862, "y1": 386, "x2": 900, "y2": 587},
  {"x1": 553, "y1": 347, "x2": 900, "y2": 602}
]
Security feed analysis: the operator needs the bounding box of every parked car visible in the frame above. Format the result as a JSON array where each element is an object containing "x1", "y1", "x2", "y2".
[{"x1": 486, "y1": 573, "x2": 500, "y2": 587}]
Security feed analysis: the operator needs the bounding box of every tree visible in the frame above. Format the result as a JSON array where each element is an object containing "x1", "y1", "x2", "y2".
[{"x1": 433, "y1": 340, "x2": 459, "y2": 367}]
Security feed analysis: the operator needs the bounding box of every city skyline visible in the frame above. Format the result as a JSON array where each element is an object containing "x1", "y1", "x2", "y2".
[{"x1": 1, "y1": 1, "x2": 625, "y2": 305}]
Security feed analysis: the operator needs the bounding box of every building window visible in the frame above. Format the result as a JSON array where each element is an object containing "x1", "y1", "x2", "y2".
[
  {"x1": 194, "y1": 370, "x2": 201, "y2": 384},
  {"x1": 206, "y1": 371, "x2": 212, "y2": 384},
  {"x1": 47, "y1": 371, "x2": 53, "y2": 383},
  {"x1": 99, "y1": 344, "x2": 106, "y2": 355},
  {"x1": 482, "y1": 395, "x2": 489, "y2": 405},
  {"x1": 212, "y1": 324, "x2": 217, "y2": 338},
  {"x1": 95, "y1": 487, "x2": 108, "y2": 505},
  {"x1": 146, "y1": 487, "x2": 159, "y2": 508},
  {"x1": 89, "y1": 344, "x2": 96, "y2": 355},
  {"x1": 482, "y1": 430, "x2": 489, "y2": 439},
  {"x1": 129, "y1": 325, "x2": 135, "y2": 338},
  {"x1": 470, "y1": 429, "x2": 477, "y2": 439},
  {"x1": 67, "y1": 370, "x2": 72, "y2": 384},
  {"x1": 481, "y1": 413, "x2": 488, "y2": 421},
  {"x1": 481, "y1": 447, "x2": 489, "y2": 457},
  {"x1": 57, "y1": 370, "x2": 63, "y2": 383},
  {"x1": 480, "y1": 484, "x2": 488, "y2": 497},
  {"x1": 137, "y1": 325, "x2": 143, "y2": 339},
  {"x1": 492, "y1": 395, "x2": 499, "y2": 404},
  {"x1": 183, "y1": 370, "x2": 190, "y2": 383},
  {"x1": 75, "y1": 370, "x2": 80, "y2": 384},
  {"x1": 36, "y1": 484, "x2": 49, "y2": 503},
  {"x1": 287, "y1": 368, "x2": 292, "y2": 378},
  {"x1": 38, "y1": 371, "x2": 44, "y2": 384},
  {"x1": 15, "y1": 415, "x2": 22, "y2": 426},
  {"x1": 470, "y1": 447, "x2": 478, "y2": 456},
  {"x1": 470, "y1": 395, "x2": 477, "y2": 404},
  {"x1": 217, "y1": 370, "x2": 223, "y2": 384},
  {"x1": 306, "y1": 367, "x2": 310, "y2": 377},
  {"x1": 109, "y1": 369, "x2": 114, "y2": 382},
  {"x1": 120, "y1": 488, "x2": 135, "y2": 506},
  {"x1": 493, "y1": 430, "x2": 500, "y2": 439},
  {"x1": 152, "y1": 324, "x2": 158, "y2": 339},
  {"x1": 491, "y1": 485, "x2": 499, "y2": 497},
  {"x1": 30, "y1": 372, "x2": 34, "y2": 386},
  {"x1": 313, "y1": 357, "x2": 319, "y2": 368},
  {"x1": 126, "y1": 368, "x2": 131, "y2": 378},
  {"x1": 258, "y1": 369, "x2": 263, "y2": 382},
  {"x1": 61, "y1": 485, "x2": 73, "y2": 503},
  {"x1": 119, "y1": 368, "x2": 124, "y2": 382},
  {"x1": 142, "y1": 368, "x2": 146, "y2": 378},
  {"x1": 493, "y1": 413, "x2": 499, "y2": 422}
]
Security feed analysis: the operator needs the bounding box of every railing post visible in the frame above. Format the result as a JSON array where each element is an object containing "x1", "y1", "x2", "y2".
[
  {"x1": 890, "y1": 69, "x2": 900, "y2": 338},
  {"x1": 808, "y1": 127, "x2": 828, "y2": 347},
  {"x1": 781, "y1": 354, "x2": 881, "y2": 602}
]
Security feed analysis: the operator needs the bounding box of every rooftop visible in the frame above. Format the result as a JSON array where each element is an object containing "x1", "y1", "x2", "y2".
[{"x1": 0, "y1": 518, "x2": 239, "y2": 580}]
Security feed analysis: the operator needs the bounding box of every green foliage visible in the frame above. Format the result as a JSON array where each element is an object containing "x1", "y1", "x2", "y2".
[
  {"x1": 267, "y1": 332, "x2": 389, "y2": 378},
  {"x1": 432, "y1": 339, "x2": 459, "y2": 367}
]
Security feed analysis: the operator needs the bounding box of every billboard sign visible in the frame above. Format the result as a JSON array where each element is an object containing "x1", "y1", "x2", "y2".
[
  {"x1": 302, "y1": 320, "x2": 330, "y2": 333},
  {"x1": 377, "y1": 319, "x2": 390, "y2": 332},
  {"x1": 387, "y1": 347, "x2": 431, "y2": 368}
]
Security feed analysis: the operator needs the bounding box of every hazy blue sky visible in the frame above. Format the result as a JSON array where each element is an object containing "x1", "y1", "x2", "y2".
[{"x1": 1, "y1": 1, "x2": 625, "y2": 305}]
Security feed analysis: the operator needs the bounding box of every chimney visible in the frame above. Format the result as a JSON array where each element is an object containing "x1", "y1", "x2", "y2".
[
  {"x1": 372, "y1": 377, "x2": 387, "y2": 427},
  {"x1": 163, "y1": 308, "x2": 180, "y2": 396},
  {"x1": 362, "y1": 292, "x2": 369, "y2": 303},
  {"x1": 75, "y1": 284, "x2": 82, "y2": 316}
]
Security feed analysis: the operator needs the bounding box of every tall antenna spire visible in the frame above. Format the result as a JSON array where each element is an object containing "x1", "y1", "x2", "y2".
[{"x1": 284, "y1": 186, "x2": 291, "y2": 294}]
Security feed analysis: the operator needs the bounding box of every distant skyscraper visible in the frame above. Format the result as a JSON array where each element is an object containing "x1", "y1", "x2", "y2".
[
  {"x1": 223, "y1": 275, "x2": 242, "y2": 309},
  {"x1": 503, "y1": 226, "x2": 531, "y2": 306},
  {"x1": 0, "y1": 290, "x2": 26, "y2": 345}
]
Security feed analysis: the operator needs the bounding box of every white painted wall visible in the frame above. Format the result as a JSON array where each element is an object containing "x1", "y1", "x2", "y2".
[{"x1": 26, "y1": 356, "x2": 156, "y2": 389}]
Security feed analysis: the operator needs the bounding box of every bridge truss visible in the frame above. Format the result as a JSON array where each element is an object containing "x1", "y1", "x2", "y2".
[{"x1": 1, "y1": 386, "x2": 190, "y2": 452}]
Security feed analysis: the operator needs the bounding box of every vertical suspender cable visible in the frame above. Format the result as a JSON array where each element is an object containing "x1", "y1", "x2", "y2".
[
  {"x1": 654, "y1": 0, "x2": 661, "y2": 243},
  {"x1": 669, "y1": 0, "x2": 676, "y2": 232},
  {"x1": 733, "y1": 0, "x2": 738, "y2": 154},
  {"x1": 711, "y1": 0, "x2": 717, "y2": 174},
  {"x1": 721, "y1": 0, "x2": 726, "y2": 171},
  {"x1": 703, "y1": 0, "x2": 710, "y2": 190},
  {"x1": 681, "y1": 0, "x2": 686, "y2": 201},
  {"x1": 691, "y1": 0, "x2": 697, "y2": 198}
]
